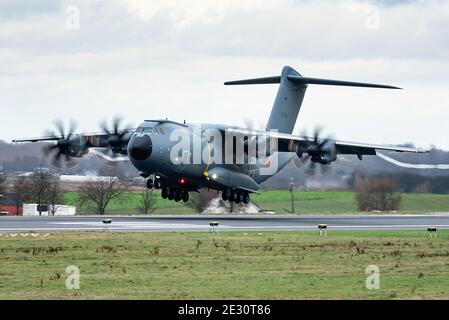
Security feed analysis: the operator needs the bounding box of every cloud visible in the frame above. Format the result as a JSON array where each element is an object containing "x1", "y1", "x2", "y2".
[
  {"x1": 2, "y1": 0, "x2": 449, "y2": 60},
  {"x1": 0, "y1": 0, "x2": 448, "y2": 150}
]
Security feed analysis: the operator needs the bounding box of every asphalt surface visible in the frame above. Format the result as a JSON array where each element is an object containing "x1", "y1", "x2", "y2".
[{"x1": 1, "y1": 214, "x2": 449, "y2": 233}]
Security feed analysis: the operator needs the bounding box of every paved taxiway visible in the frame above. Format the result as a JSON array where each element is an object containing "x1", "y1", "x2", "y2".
[{"x1": 1, "y1": 215, "x2": 449, "y2": 233}]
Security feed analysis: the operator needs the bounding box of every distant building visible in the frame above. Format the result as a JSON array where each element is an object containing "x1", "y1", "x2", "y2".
[
  {"x1": 23, "y1": 204, "x2": 76, "y2": 216},
  {"x1": 34, "y1": 167, "x2": 50, "y2": 174},
  {"x1": 0, "y1": 193, "x2": 23, "y2": 216}
]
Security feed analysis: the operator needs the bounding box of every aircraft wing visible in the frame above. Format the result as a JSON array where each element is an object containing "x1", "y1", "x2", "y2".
[
  {"x1": 228, "y1": 128, "x2": 429, "y2": 157},
  {"x1": 12, "y1": 131, "x2": 133, "y2": 148},
  {"x1": 12, "y1": 136, "x2": 61, "y2": 143}
]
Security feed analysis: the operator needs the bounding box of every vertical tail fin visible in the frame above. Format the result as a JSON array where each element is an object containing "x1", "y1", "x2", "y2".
[
  {"x1": 225, "y1": 66, "x2": 401, "y2": 134},
  {"x1": 266, "y1": 66, "x2": 307, "y2": 134}
]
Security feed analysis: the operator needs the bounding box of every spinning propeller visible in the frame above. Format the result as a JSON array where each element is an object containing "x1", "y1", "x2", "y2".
[
  {"x1": 94, "y1": 116, "x2": 133, "y2": 166},
  {"x1": 100, "y1": 116, "x2": 132, "y2": 154},
  {"x1": 293, "y1": 127, "x2": 338, "y2": 178},
  {"x1": 42, "y1": 120, "x2": 80, "y2": 170}
]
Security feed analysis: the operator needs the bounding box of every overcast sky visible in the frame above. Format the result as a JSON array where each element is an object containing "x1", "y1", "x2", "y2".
[{"x1": 1, "y1": 0, "x2": 448, "y2": 149}]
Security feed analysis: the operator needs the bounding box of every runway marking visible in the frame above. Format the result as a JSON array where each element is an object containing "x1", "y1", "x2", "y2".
[{"x1": 0, "y1": 233, "x2": 51, "y2": 237}]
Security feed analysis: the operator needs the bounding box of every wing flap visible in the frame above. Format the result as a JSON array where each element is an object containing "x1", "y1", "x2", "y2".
[{"x1": 227, "y1": 128, "x2": 429, "y2": 155}]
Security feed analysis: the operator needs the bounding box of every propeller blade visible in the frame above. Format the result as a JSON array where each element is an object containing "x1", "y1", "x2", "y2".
[
  {"x1": 100, "y1": 120, "x2": 111, "y2": 135},
  {"x1": 313, "y1": 127, "x2": 322, "y2": 144},
  {"x1": 304, "y1": 161, "x2": 317, "y2": 177},
  {"x1": 54, "y1": 120, "x2": 65, "y2": 138},
  {"x1": 55, "y1": 150, "x2": 62, "y2": 161},
  {"x1": 113, "y1": 117, "x2": 122, "y2": 133},
  {"x1": 320, "y1": 164, "x2": 331, "y2": 176},
  {"x1": 67, "y1": 120, "x2": 77, "y2": 138}
]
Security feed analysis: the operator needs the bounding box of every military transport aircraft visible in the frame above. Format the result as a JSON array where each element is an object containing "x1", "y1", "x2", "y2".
[{"x1": 13, "y1": 66, "x2": 428, "y2": 204}]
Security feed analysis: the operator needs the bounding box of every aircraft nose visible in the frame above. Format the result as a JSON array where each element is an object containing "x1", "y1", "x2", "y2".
[{"x1": 128, "y1": 134, "x2": 152, "y2": 160}]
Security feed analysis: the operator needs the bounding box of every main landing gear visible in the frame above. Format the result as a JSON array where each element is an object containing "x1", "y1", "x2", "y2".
[
  {"x1": 146, "y1": 177, "x2": 189, "y2": 203},
  {"x1": 222, "y1": 189, "x2": 250, "y2": 204},
  {"x1": 161, "y1": 187, "x2": 189, "y2": 203}
]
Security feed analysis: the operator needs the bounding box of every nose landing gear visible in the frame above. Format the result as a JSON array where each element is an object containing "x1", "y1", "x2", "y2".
[{"x1": 146, "y1": 176, "x2": 161, "y2": 189}]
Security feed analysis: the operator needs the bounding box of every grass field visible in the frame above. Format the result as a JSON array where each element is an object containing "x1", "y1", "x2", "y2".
[
  {"x1": 1, "y1": 230, "x2": 449, "y2": 299},
  {"x1": 63, "y1": 191, "x2": 449, "y2": 215},
  {"x1": 252, "y1": 191, "x2": 449, "y2": 214}
]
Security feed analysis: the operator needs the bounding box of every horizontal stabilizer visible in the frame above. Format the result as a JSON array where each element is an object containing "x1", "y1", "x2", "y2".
[
  {"x1": 287, "y1": 76, "x2": 401, "y2": 89},
  {"x1": 225, "y1": 76, "x2": 281, "y2": 86},
  {"x1": 225, "y1": 74, "x2": 401, "y2": 89}
]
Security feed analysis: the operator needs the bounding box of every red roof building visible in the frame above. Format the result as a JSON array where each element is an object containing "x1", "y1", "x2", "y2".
[{"x1": 0, "y1": 193, "x2": 23, "y2": 216}]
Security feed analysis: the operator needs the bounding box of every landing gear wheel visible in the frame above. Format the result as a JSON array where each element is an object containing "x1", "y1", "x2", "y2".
[
  {"x1": 243, "y1": 193, "x2": 250, "y2": 204},
  {"x1": 146, "y1": 179, "x2": 154, "y2": 189},
  {"x1": 182, "y1": 191, "x2": 189, "y2": 202},
  {"x1": 161, "y1": 187, "x2": 169, "y2": 199},
  {"x1": 174, "y1": 191, "x2": 181, "y2": 202},
  {"x1": 235, "y1": 192, "x2": 242, "y2": 204},
  {"x1": 222, "y1": 189, "x2": 229, "y2": 201},
  {"x1": 154, "y1": 179, "x2": 162, "y2": 189},
  {"x1": 167, "y1": 190, "x2": 174, "y2": 201},
  {"x1": 229, "y1": 190, "x2": 235, "y2": 203}
]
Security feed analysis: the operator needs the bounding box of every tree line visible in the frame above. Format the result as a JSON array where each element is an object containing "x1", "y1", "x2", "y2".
[
  {"x1": 0, "y1": 171, "x2": 63, "y2": 215},
  {"x1": 0, "y1": 169, "x2": 161, "y2": 215}
]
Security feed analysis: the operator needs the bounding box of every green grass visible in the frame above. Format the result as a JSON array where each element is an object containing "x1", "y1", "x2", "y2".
[
  {"x1": 252, "y1": 191, "x2": 358, "y2": 213},
  {"x1": 1, "y1": 231, "x2": 449, "y2": 299},
  {"x1": 63, "y1": 192, "x2": 196, "y2": 215},
  {"x1": 252, "y1": 191, "x2": 449, "y2": 214},
  {"x1": 62, "y1": 191, "x2": 449, "y2": 215}
]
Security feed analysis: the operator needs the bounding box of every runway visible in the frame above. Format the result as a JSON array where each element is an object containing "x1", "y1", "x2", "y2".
[{"x1": 1, "y1": 214, "x2": 449, "y2": 233}]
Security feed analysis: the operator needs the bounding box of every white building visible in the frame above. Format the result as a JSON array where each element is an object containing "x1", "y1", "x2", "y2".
[{"x1": 23, "y1": 204, "x2": 76, "y2": 216}]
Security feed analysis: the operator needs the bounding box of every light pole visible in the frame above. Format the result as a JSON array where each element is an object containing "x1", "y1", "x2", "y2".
[{"x1": 289, "y1": 180, "x2": 295, "y2": 214}]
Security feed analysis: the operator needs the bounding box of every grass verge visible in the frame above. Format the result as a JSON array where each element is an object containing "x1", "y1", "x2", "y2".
[
  {"x1": 1, "y1": 230, "x2": 449, "y2": 299},
  {"x1": 63, "y1": 191, "x2": 449, "y2": 215}
]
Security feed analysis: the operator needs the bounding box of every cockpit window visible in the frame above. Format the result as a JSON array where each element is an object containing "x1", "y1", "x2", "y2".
[
  {"x1": 159, "y1": 128, "x2": 165, "y2": 135},
  {"x1": 143, "y1": 127, "x2": 153, "y2": 134},
  {"x1": 135, "y1": 127, "x2": 144, "y2": 133}
]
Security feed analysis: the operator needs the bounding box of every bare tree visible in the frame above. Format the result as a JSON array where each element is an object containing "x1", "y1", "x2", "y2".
[
  {"x1": 138, "y1": 188, "x2": 157, "y2": 214},
  {"x1": 98, "y1": 165, "x2": 128, "y2": 180},
  {"x1": 47, "y1": 176, "x2": 64, "y2": 215},
  {"x1": 78, "y1": 176, "x2": 129, "y2": 215},
  {"x1": 0, "y1": 174, "x2": 6, "y2": 196},
  {"x1": 355, "y1": 175, "x2": 402, "y2": 212},
  {"x1": 28, "y1": 171, "x2": 52, "y2": 216},
  {"x1": 10, "y1": 176, "x2": 30, "y2": 216}
]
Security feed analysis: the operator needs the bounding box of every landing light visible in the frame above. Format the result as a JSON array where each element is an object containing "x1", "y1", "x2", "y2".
[{"x1": 211, "y1": 174, "x2": 218, "y2": 180}]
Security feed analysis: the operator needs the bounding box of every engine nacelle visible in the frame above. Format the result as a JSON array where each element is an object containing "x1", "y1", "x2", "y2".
[
  {"x1": 296, "y1": 140, "x2": 338, "y2": 165},
  {"x1": 67, "y1": 134, "x2": 89, "y2": 158},
  {"x1": 313, "y1": 140, "x2": 337, "y2": 164},
  {"x1": 315, "y1": 152, "x2": 337, "y2": 165}
]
